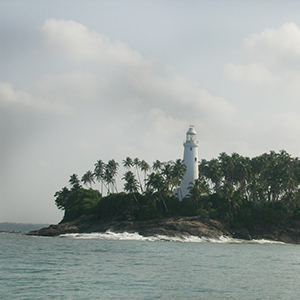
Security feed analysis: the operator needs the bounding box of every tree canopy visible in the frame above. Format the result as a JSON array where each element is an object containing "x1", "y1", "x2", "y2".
[{"x1": 54, "y1": 151, "x2": 300, "y2": 230}]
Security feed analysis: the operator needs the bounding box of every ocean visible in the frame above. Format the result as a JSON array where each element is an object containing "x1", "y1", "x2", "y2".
[{"x1": 1, "y1": 231, "x2": 300, "y2": 299}]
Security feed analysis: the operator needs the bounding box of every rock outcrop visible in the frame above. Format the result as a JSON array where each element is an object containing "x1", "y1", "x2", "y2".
[
  {"x1": 27, "y1": 215, "x2": 300, "y2": 243},
  {"x1": 28, "y1": 215, "x2": 230, "y2": 239}
]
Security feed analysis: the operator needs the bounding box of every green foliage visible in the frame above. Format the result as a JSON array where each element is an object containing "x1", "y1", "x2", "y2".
[
  {"x1": 96, "y1": 193, "x2": 180, "y2": 221},
  {"x1": 54, "y1": 151, "x2": 300, "y2": 229},
  {"x1": 54, "y1": 188, "x2": 102, "y2": 223},
  {"x1": 96, "y1": 192, "x2": 139, "y2": 219},
  {"x1": 180, "y1": 198, "x2": 198, "y2": 216},
  {"x1": 137, "y1": 204, "x2": 163, "y2": 221}
]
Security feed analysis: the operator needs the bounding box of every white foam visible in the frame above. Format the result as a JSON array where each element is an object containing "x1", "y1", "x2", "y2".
[
  {"x1": 250, "y1": 239, "x2": 285, "y2": 245},
  {"x1": 59, "y1": 231, "x2": 286, "y2": 244}
]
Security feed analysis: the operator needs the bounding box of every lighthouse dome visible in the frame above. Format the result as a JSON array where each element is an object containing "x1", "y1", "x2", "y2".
[
  {"x1": 187, "y1": 126, "x2": 196, "y2": 135},
  {"x1": 186, "y1": 125, "x2": 197, "y2": 142}
]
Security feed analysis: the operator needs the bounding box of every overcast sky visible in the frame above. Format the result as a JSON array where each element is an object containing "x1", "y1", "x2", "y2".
[{"x1": 2, "y1": 0, "x2": 300, "y2": 223}]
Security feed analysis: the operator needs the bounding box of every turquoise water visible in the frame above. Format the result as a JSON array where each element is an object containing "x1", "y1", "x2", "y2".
[{"x1": 1, "y1": 232, "x2": 300, "y2": 299}]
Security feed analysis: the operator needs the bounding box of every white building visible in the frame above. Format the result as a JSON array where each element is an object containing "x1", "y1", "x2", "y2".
[{"x1": 179, "y1": 125, "x2": 199, "y2": 199}]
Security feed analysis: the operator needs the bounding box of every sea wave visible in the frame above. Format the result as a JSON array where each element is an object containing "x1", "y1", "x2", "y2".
[{"x1": 59, "y1": 231, "x2": 285, "y2": 244}]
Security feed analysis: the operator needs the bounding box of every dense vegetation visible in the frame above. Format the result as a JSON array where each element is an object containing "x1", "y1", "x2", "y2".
[
  {"x1": 54, "y1": 151, "x2": 300, "y2": 230},
  {"x1": 55, "y1": 158, "x2": 185, "y2": 222}
]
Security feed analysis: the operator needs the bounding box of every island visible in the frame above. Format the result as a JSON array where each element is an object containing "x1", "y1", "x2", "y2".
[{"x1": 28, "y1": 151, "x2": 300, "y2": 244}]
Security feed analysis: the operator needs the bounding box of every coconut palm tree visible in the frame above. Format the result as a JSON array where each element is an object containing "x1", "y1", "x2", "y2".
[
  {"x1": 69, "y1": 174, "x2": 81, "y2": 191},
  {"x1": 146, "y1": 172, "x2": 168, "y2": 213},
  {"x1": 94, "y1": 160, "x2": 105, "y2": 194},
  {"x1": 161, "y1": 161, "x2": 173, "y2": 192},
  {"x1": 139, "y1": 159, "x2": 150, "y2": 191},
  {"x1": 81, "y1": 170, "x2": 95, "y2": 189},
  {"x1": 54, "y1": 187, "x2": 70, "y2": 210},
  {"x1": 232, "y1": 153, "x2": 251, "y2": 197},
  {"x1": 152, "y1": 160, "x2": 162, "y2": 173},
  {"x1": 219, "y1": 152, "x2": 235, "y2": 189},
  {"x1": 187, "y1": 178, "x2": 209, "y2": 208},
  {"x1": 123, "y1": 171, "x2": 140, "y2": 204},
  {"x1": 123, "y1": 157, "x2": 133, "y2": 170},
  {"x1": 221, "y1": 180, "x2": 236, "y2": 216},
  {"x1": 104, "y1": 159, "x2": 119, "y2": 194},
  {"x1": 133, "y1": 157, "x2": 143, "y2": 192},
  {"x1": 171, "y1": 159, "x2": 186, "y2": 192},
  {"x1": 199, "y1": 158, "x2": 222, "y2": 196}
]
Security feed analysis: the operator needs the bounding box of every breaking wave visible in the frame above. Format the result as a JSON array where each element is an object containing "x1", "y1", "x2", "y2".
[{"x1": 59, "y1": 231, "x2": 285, "y2": 244}]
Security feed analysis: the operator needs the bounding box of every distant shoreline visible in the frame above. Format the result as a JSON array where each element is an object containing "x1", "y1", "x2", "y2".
[
  {"x1": 0, "y1": 222, "x2": 50, "y2": 233},
  {"x1": 27, "y1": 215, "x2": 300, "y2": 244}
]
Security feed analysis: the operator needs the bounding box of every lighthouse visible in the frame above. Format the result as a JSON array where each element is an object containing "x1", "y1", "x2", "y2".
[{"x1": 180, "y1": 125, "x2": 199, "y2": 199}]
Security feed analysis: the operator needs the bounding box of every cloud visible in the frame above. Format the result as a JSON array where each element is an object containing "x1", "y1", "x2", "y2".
[
  {"x1": 40, "y1": 19, "x2": 144, "y2": 66},
  {"x1": 38, "y1": 19, "x2": 238, "y2": 137},
  {"x1": 2, "y1": 18, "x2": 249, "y2": 223},
  {"x1": 243, "y1": 22, "x2": 300, "y2": 67},
  {"x1": 224, "y1": 22, "x2": 300, "y2": 91},
  {"x1": 0, "y1": 82, "x2": 17, "y2": 104},
  {"x1": 224, "y1": 63, "x2": 280, "y2": 85},
  {"x1": 127, "y1": 65, "x2": 236, "y2": 124},
  {"x1": 0, "y1": 82, "x2": 73, "y2": 115},
  {"x1": 221, "y1": 22, "x2": 300, "y2": 158},
  {"x1": 271, "y1": 112, "x2": 300, "y2": 141},
  {"x1": 29, "y1": 72, "x2": 108, "y2": 104}
]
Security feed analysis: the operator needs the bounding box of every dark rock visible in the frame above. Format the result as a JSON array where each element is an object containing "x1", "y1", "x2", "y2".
[
  {"x1": 232, "y1": 229, "x2": 252, "y2": 240},
  {"x1": 27, "y1": 215, "x2": 300, "y2": 244},
  {"x1": 27, "y1": 216, "x2": 232, "y2": 239}
]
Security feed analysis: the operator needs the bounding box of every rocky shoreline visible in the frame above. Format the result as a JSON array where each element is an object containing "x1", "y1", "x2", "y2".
[{"x1": 27, "y1": 215, "x2": 300, "y2": 244}]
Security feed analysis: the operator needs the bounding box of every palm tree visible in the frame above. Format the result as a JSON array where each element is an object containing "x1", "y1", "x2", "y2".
[
  {"x1": 81, "y1": 170, "x2": 95, "y2": 188},
  {"x1": 103, "y1": 168, "x2": 113, "y2": 194},
  {"x1": 187, "y1": 178, "x2": 209, "y2": 209},
  {"x1": 161, "y1": 161, "x2": 173, "y2": 192},
  {"x1": 133, "y1": 158, "x2": 143, "y2": 192},
  {"x1": 233, "y1": 154, "x2": 251, "y2": 198},
  {"x1": 69, "y1": 174, "x2": 81, "y2": 191},
  {"x1": 221, "y1": 180, "x2": 236, "y2": 217},
  {"x1": 219, "y1": 152, "x2": 235, "y2": 189},
  {"x1": 200, "y1": 159, "x2": 222, "y2": 196},
  {"x1": 54, "y1": 187, "x2": 70, "y2": 210},
  {"x1": 146, "y1": 172, "x2": 168, "y2": 213},
  {"x1": 94, "y1": 160, "x2": 105, "y2": 194},
  {"x1": 123, "y1": 171, "x2": 140, "y2": 204},
  {"x1": 152, "y1": 160, "x2": 162, "y2": 173},
  {"x1": 123, "y1": 157, "x2": 133, "y2": 170},
  {"x1": 104, "y1": 159, "x2": 119, "y2": 194},
  {"x1": 171, "y1": 159, "x2": 186, "y2": 192},
  {"x1": 139, "y1": 159, "x2": 150, "y2": 191},
  {"x1": 248, "y1": 155, "x2": 266, "y2": 203}
]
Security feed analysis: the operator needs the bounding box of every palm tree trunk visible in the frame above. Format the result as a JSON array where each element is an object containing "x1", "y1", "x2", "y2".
[
  {"x1": 133, "y1": 193, "x2": 139, "y2": 205},
  {"x1": 160, "y1": 193, "x2": 168, "y2": 213}
]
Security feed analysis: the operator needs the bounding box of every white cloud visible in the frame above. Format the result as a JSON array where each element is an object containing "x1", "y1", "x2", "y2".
[
  {"x1": 221, "y1": 22, "x2": 300, "y2": 157},
  {"x1": 38, "y1": 19, "x2": 238, "y2": 138},
  {"x1": 140, "y1": 108, "x2": 187, "y2": 141},
  {"x1": 128, "y1": 66, "x2": 236, "y2": 123},
  {"x1": 1, "y1": 18, "x2": 254, "y2": 223},
  {"x1": 0, "y1": 82, "x2": 73, "y2": 115},
  {"x1": 272, "y1": 112, "x2": 300, "y2": 140},
  {"x1": 40, "y1": 19, "x2": 236, "y2": 120},
  {"x1": 225, "y1": 22, "x2": 300, "y2": 95},
  {"x1": 224, "y1": 63, "x2": 280, "y2": 85},
  {"x1": 40, "y1": 19, "x2": 144, "y2": 66},
  {"x1": 0, "y1": 82, "x2": 17, "y2": 104},
  {"x1": 29, "y1": 72, "x2": 108, "y2": 104},
  {"x1": 244, "y1": 22, "x2": 300, "y2": 67}
]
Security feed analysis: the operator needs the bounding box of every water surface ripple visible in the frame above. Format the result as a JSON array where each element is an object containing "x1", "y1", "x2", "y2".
[{"x1": 1, "y1": 232, "x2": 299, "y2": 299}]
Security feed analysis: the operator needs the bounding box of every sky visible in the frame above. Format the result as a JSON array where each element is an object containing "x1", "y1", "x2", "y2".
[{"x1": 1, "y1": 0, "x2": 300, "y2": 223}]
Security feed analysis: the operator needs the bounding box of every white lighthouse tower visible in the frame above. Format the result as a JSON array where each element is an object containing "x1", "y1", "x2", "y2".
[{"x1": 180, "y1": 125, "x2": 199, "y2": 199}]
